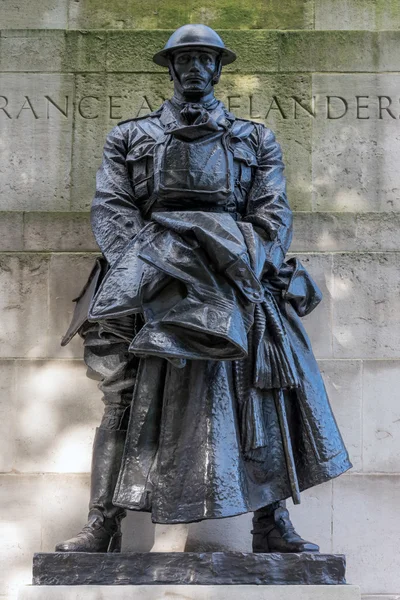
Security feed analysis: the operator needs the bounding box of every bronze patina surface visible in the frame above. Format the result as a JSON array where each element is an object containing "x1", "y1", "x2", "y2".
[{"x1": 56, "y1": 24, "x2": 351, "y2": 559}]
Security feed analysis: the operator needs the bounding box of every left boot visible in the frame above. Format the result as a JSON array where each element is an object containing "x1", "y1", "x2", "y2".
[
  {"x1": 252, "y1": 501, "x2": 320, "y2": 553},
  {"x1": 55, "y1": 428, "x2": 126, "y2": 553}
]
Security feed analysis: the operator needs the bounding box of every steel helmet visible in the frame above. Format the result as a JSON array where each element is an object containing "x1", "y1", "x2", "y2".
[{"x1": 153, "y1": 24, "x2": 236, "y2": 67}]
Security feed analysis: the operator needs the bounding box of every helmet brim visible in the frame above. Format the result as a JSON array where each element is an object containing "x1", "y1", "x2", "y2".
[{"x1": 153, "y1": 43, "x2": 236, "y2": 67}]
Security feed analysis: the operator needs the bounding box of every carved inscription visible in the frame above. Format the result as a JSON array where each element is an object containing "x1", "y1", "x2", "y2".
[
  {"x1": 0, "y1": 95, "x2": 69, "y2": 119},
  {"x1": 1, "y1": 94, "x2": 399, "y2": 120}
]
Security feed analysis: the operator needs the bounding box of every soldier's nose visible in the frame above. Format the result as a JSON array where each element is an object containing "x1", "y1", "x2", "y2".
[{"x1": 189, "y1": 58, "x2": 201, "y2": 71}]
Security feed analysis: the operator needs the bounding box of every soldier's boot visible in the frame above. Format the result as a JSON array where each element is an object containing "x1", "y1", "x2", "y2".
[
  {"x1": 55, "y1": 428, "x2": 126, "y2": 553},
  {"x1": 252, "y1": 501, "x2": 320, "y2": 553}
]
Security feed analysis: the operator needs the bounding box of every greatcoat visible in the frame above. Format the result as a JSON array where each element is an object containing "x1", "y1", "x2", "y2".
[{"x1": 64, "y1": 99, "x2": 352, "y2": 524}]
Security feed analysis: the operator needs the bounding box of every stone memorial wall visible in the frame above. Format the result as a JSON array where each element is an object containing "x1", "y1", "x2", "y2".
[{"x1": 1, "y1": 1, "x2": 400, "y2": 598}]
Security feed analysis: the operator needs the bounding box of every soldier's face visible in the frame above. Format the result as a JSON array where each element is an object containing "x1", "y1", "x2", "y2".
[{"x1": 171, "y1": 49, "x2": 219, "y2": 94}]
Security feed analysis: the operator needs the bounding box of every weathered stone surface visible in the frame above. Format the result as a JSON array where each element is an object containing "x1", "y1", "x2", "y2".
[
  {"x1": 291, "y1": 253, "x2": 333, "y2": 359},
  {"x1": 0, "y1": 254, "x2": 49, "y2": 358},
  {"x1": 279, "y1": 31, "x2": 378, "y2": 73},
  {"x1": 0, "y1": 30, "x2": 106, "y2": 74},
  {"x1": 48, "y1": 253, "x2": 98, "y2": 358},
  {"x1": 362, "y1": 360, "x2": 400, "y2": 473},
  {"x1": 318, "y1": 360, "x2": 362, "y2": 471},
  {"x1": 68, "y1": 0, "x2": 314, "y2": 30},
  {"x1": 312, "y1": 74, "x2": 400, "y2": 212},
  {"x1": 0, "y1": 0, "x2": 68, "y2": 29},
  {"x1": 65, "y1": 31, "x2": 107, "y2": 74},
  {"x1": 105, "y1": 30, "x2": 400, "y2": 74},
  {"x1": 292, "y1": 213, "x2": 400, "y2": 253},
  {"x1": 332, "y1": 253, "x2": 400, "y2": 359},
  {"x1": 32, "y1": 552, "x2": 347, "y2": 585},
  {"x1": 362, "y1": 597, "x2": 400, "y2": 600},
  {"x1": 23, "y1": 213, "x2": 96, "y2": 252},
  {"x1": 0, "y1": 360, "x2": 16, "y2": 472},
  {"x1": 0, "y1": 30, "x2": 66, "y2": 73},
  {"x1": 0, "y1": 473, "x2": 90, "y2": 596},
  {"x1": 292, "y1": 214, "x2": 357, "y2": 253},
  {"x1": 151, "y1": 523, "x2": 189, "y2": 552},
  {"x1": 332, "y1": 474, "x2": 400, "y2": 593},
  {"x1": 13, "y1": 360, "x2": 101, "y2": 473},
  {"x1": 0, "y1": 73, "x2": 73, "y2": 211},
  {"x1": 355, "y1": 213, "x2": 400, "y2": 251},
  {"x1": 39, "y1": 474, "x2": 90, "y2": 552},
  {"x1": 0, "y1": 474, "x2": 43, "y2": 597},
  {"x1": 185, "y1": 513, "x2": 252, "y2": 553},
  {"x1": 377, "y1": 31, "x2": 400, "y2": 72},
  {"x1": 0, "y1": 213, "x2": 24, "y2": 250},
  {"x1": 315, "y1": 0, "x2": 400, "y2": 30},
  {"x1": 122, "y1": 511, "x2": 156, "y2": 552},
  {"x1": 1, "y1": 31, "x2": 399, "y2": 74},
  {"x1": 18, "y1": 584, "x2": 362, "y2": 600}
]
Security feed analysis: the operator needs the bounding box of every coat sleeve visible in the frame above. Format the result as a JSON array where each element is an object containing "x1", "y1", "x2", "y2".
[
  {"x1": 243, "y1": 125, "x2": 293, "y2": 274},
  {"x1": 91, "y1": 124, "x2": 145, "y2": 265}
]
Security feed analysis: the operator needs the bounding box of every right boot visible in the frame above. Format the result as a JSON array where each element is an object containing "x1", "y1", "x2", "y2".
[
  {"x1": 252, "y1": 501, "x2": 320, "y2": 553},
  {"x1": 55, "y1": 428, "x2": 126, "y2": 553}
]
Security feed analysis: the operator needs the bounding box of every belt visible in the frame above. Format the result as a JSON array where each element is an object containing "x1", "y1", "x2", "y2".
[{"x1": 150, "y1": 205, "x2": 240, "y2": 221}]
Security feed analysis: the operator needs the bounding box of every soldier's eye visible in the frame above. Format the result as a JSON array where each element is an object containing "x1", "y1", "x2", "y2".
[{"x1": 176, "y1": 54, "x2": 190, "y2": 64}]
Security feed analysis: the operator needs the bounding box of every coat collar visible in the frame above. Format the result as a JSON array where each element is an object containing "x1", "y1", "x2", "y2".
[{"x1": 158, "y1": 99, "x2": 234, "y2": 131}]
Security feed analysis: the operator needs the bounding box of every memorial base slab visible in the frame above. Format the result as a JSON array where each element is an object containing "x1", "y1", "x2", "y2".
[
  {"x1": 32, "y1": 552, "x2": 346, "y2": 586},
  {"x1": 19, "y1": 585, "x2": 361, "y2": 600}
]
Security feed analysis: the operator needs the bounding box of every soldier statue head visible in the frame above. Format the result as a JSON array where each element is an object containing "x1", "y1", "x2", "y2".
[{"x1": 153, "y1": 24, "x2": 236, "y2": 103}]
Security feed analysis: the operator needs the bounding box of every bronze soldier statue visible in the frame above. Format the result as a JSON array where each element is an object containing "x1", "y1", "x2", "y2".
[{"x1": 56, "y1": 24, "x2": 351, "y2": 554}]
